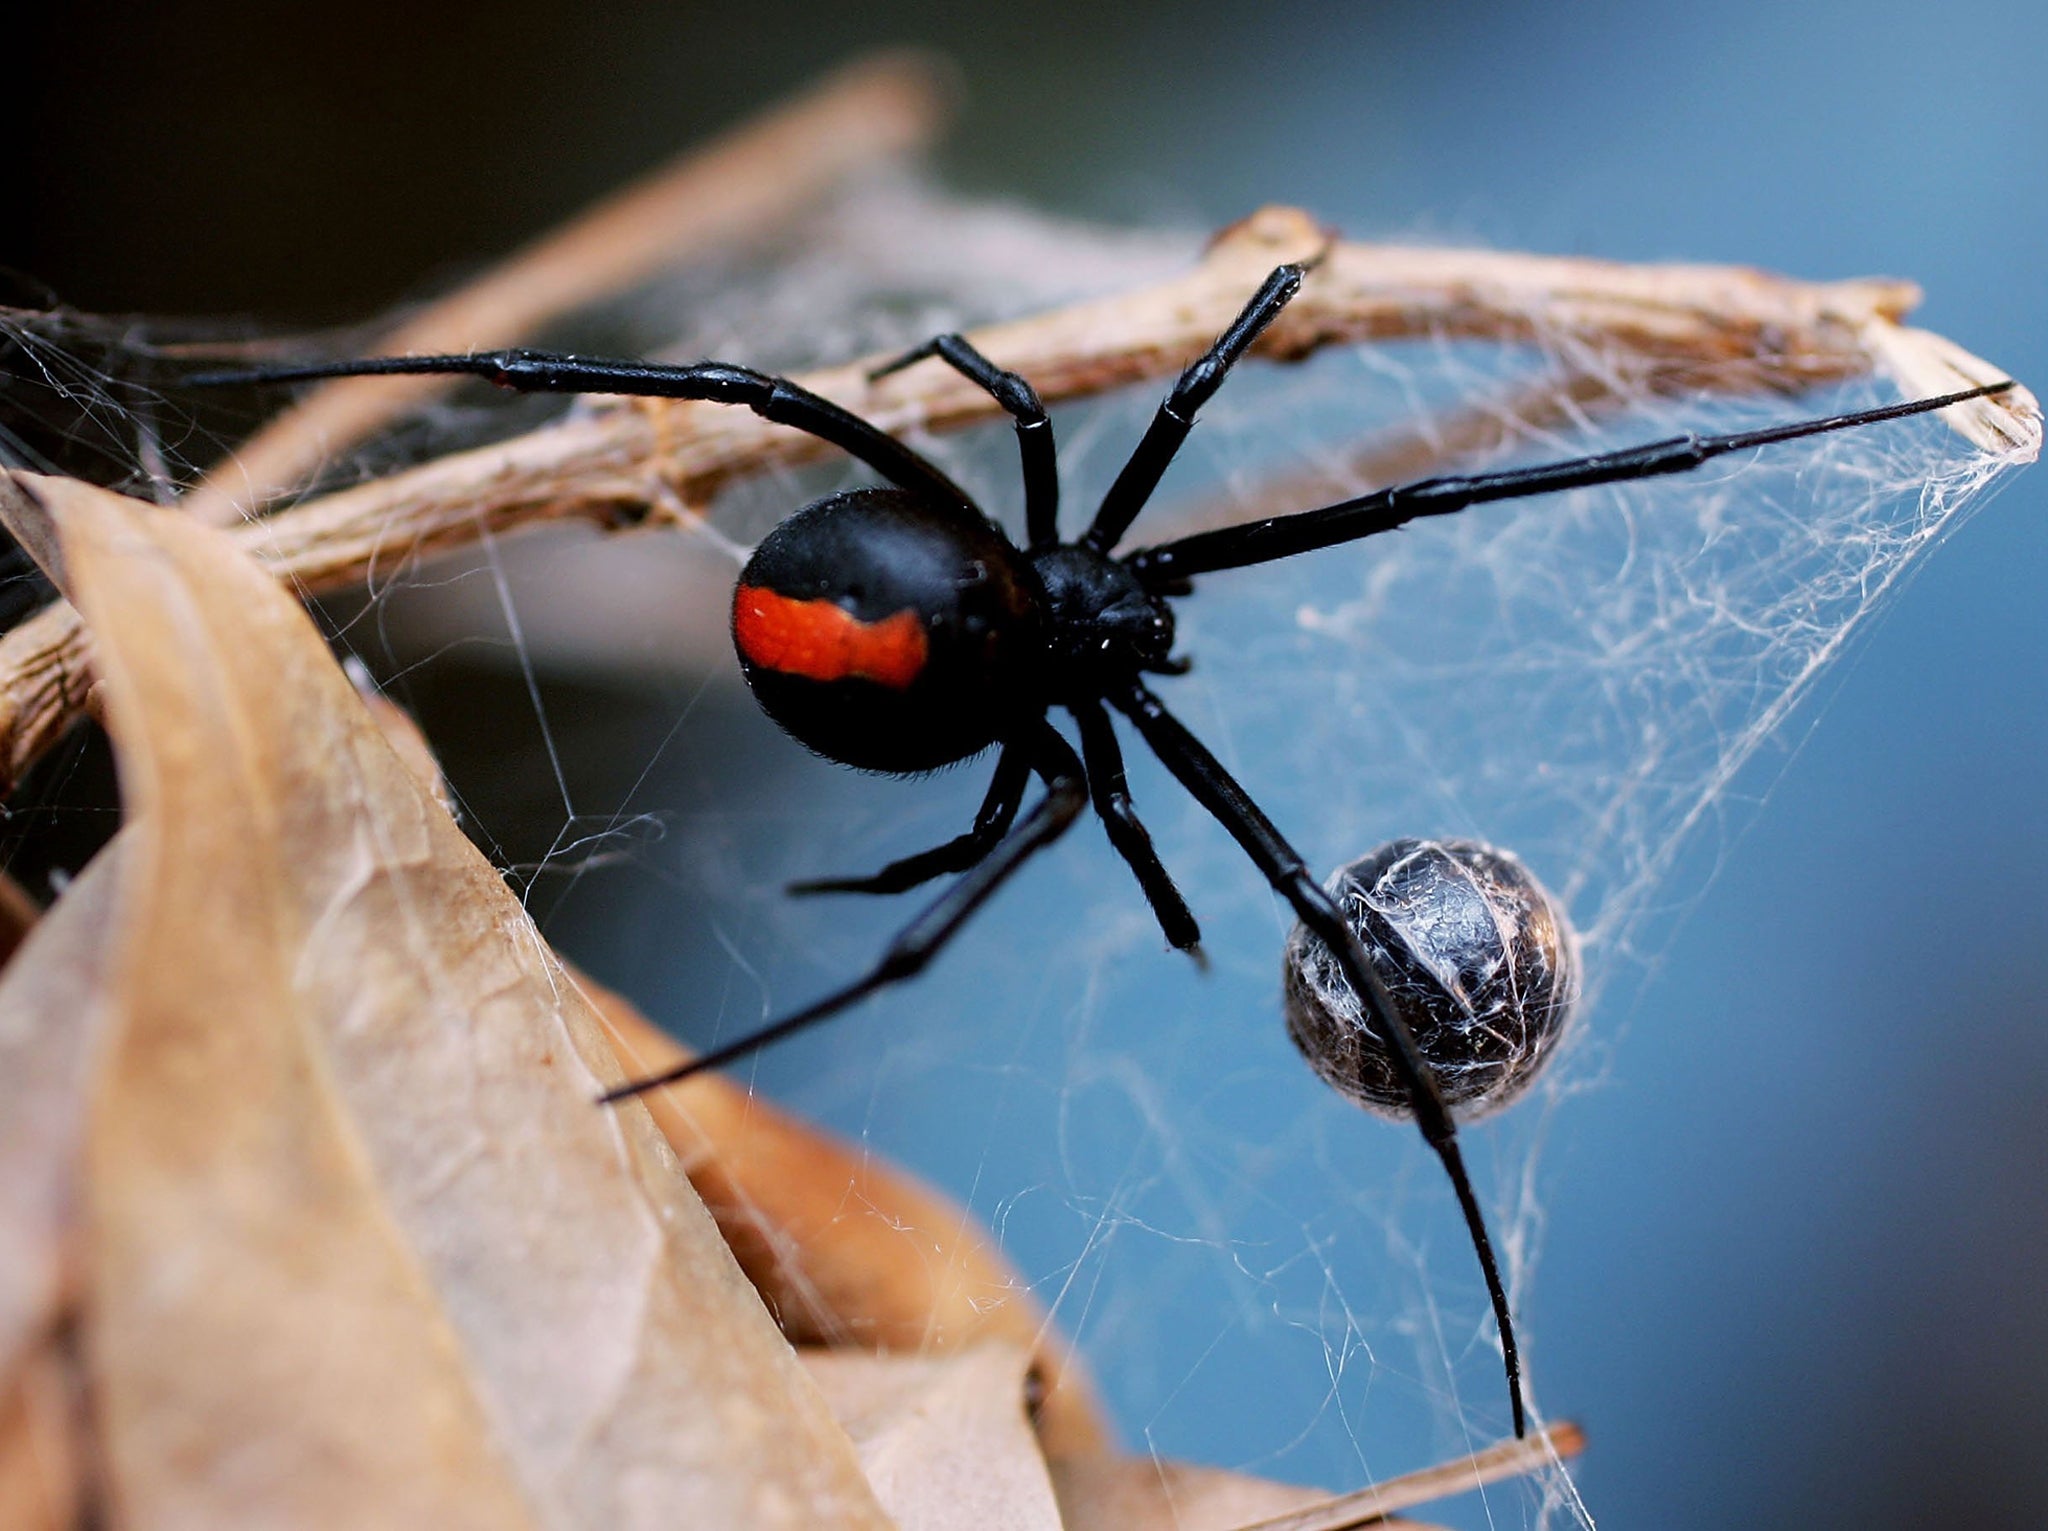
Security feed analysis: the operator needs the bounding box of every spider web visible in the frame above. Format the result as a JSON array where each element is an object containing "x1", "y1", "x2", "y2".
[{"x1": 0, "y1": 172, "x2": 2027, "y2": 1526}]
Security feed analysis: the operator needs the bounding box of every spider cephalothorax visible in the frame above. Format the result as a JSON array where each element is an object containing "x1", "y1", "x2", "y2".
[{"x1": 198, "y1": 260, "x2": 2009, "y2": 1440}]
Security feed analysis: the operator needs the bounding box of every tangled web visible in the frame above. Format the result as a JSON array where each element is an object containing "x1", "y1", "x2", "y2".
[{"x1": 1, "y1": 172, "x2": 2029, "y2": 1524}]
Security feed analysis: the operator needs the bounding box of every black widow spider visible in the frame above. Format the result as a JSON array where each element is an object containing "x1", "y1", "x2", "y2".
[{"x1": 198, "y1": 264, "x2": 2009, "y2": 1438}]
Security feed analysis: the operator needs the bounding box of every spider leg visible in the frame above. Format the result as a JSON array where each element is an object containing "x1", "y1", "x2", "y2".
[
  {"x1": 872, "y1": 334, "x2": 1060, "y2": 548},
  {"x1": 1109, "y1": 676, "x2": 1527, "y2": 1438},
  {"x1": 787, "y1": 743, "x2": 1031, "y2": 896},
  {"x1": 1083, "y1": 261, "x2": 1311, "y2": 553},
  {"x1": 598, "y1": 719, "x2": 1085, "y2": 1103},
  {"x1": 1124, "y1": 380, "x2": 2016, "y2": 584},
  {"x1": 190, "y1": 349, "x2": 970, "y2": 507},
  {"x1": 1070, "y1": 698, "x2": 1201, "y2": 952}
]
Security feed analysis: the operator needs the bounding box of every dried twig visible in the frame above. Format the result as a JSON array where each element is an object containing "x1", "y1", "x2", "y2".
[
  {"x1": 1230, "y1": 1420, "x2": 1585, "y2": 1531},
  {"x1": 1045, "y1": 1418, "x2": 1582, "y2": 1531},
  {"x1": 183, "y1": 51, "x2": 951, "y2": 524},
  {"x1": 0, "y1": 206, "x2": 2033, "y2": 792}
]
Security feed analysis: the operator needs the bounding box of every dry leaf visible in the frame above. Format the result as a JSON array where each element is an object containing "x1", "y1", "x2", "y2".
[
  {"x1": 803, "y1": 1344, "x2": 1064, "y2": 1531},
  {"x1": 0, "y1": 869, "x2": 40, "y2": 968},
  {"x1": 299, "y1": 664, "x2": 1116, "y2": 1468},
  {"x1": 0, "y1": 1339, "x2": 86, "y2": 1531},
  {"x1": 583, "y1": 971, "x2": 1114, "y2": 1460},
  {"x1": 9, "y1": 469, "x2": 889, "y2": 1528},
  {"x1": 0, "y1": 845, "x2": 122, "y2": 1392},
  {"x1": 342, "y1": 655, "x2": 456, "y2": 815},
  {"x1": 797, "y1": 1345, "x2": 1518, "y2": 1531}
]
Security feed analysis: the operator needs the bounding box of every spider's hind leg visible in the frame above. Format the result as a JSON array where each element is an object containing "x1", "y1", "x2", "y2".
[
  {"x1": 1072, "y1": 699, "x2": 1201, "y2": 953},
  {"x1": 789, "y1": 745, "x2": 1031, "y2": 896},
  {"x1": 601, "y1": 722, "x2": 1087, "y2": 1103}
]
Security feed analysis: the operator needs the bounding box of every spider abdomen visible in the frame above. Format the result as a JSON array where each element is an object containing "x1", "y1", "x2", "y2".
[{"x1": 732, "y1": 487, "x2": 1046, "y2": 773}]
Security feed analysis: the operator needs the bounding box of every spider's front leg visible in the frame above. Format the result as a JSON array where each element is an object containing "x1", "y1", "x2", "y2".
[
  {"x1": 191, "y1": 348, "x2": 971, "y2": 508},
  {"x1": 788, "y1": 744, "x2": 1031, "y2": 896},
  {"x1": 1084, "y1": 259, "x2": 1313, "y2": 552}
]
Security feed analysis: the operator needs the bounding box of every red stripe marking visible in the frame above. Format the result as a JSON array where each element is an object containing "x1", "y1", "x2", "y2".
[{"x1": 733, "y1": 584, "x2": 929, "y2": 690}]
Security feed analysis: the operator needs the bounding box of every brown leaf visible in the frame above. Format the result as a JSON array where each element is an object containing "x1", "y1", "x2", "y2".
[
  {"x1": 0, "y1": 844, "x2": 122, "y2": 1392},
  {"x1": 803, "y1": 1343, "x2": 1064, "y2": 1531},
  {"x1": 0, "y1": 1338, "x2": 87, "y2": 1531},
  {"x1": 14, "y1": 470, "x2": 888, "y2": 1528},
  {"x1": 585, "y1": 977, "x2": 1114, "y2": 1459},
  {"x1": 342, "y1": 656, "x2": 455, "y2": 814},
  {"x1": 0, "y1": 869, "x2": 40, "y2": 969},
  {"x1": 309, "y1": 616, "x2": 1114, "y2": 1470}
]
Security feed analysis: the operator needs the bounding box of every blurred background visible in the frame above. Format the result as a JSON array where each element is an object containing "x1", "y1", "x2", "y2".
[{"x1": 11, "y1": 2, "x2": 2047, "y2": 1525}]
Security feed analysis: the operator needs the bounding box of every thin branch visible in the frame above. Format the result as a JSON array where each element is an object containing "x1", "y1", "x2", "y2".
[
  {"x1": 0, "y1": 206, "x2": 2034, "y2": 792},
  {"x1": 183, "y1": 51, "x2": 951, "y2": 524},
  {"x1": 1230, "y1": 1420, "x2": 1586, "y2": 1531}
]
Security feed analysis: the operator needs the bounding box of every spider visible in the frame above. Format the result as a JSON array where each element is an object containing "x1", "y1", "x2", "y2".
[{"x1": 197, "y1": 264, "x2": 2007, "y2": 1438}]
